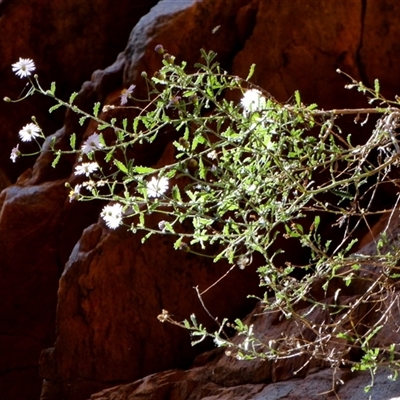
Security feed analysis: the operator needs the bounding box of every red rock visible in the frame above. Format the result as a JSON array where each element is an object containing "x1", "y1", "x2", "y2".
[
  {"x1": 0, "y1": 1, "x2": 160, "y2": 399},
  {"x1": 0, "y1": 0, "x2": 158, "y2": 182}
]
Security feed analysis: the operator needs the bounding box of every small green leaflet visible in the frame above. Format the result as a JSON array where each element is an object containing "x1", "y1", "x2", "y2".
[
  {"x1": 114, "y1": 159, "x2": 128, "y2": 174},
  {"x1": 132, "y1": 166, "x2": 156, "y2": 174},
  {"x1": 174, "y1": 236, "x2": 183, "y2": 250},
  {"x1": 172, "y1": 185, "x2": 182, "y2": 202},
  {"x1": 141, "y1": 231, "x2": 153, "y2": 244},
  {"x1": 294, "y1": 90, "x2": 301, "y2": 107},
  {"x1": 133, "y1": 118, "x2": 139, "y2": 134},
  {"x1": 49, "y1": 82, "x2": 56, "y2": 95},
  {"x1": 49, "y1": 103, "x2": 63, "y2": 113},
  {"x1": 93, "y1": 102, "x2": 101, "y2": 118},
  {"x1": 70, "y1": 133, "x2": 76, "y2": 150},
  {"x1": 246, "y1": 64, "x2": 256, "y2": 81},
  {"x1": 52, "y1": 151, "x2": 61, "y2": 168},
  {"x1": 69, "y1": 92, "x2": 78, "y2": 104},
  {"x1": 198, "y1": 157, "x2": 206, "y2": 179},
  {"x1": 105, "y1": 149, "x2": 114, "y2": 163},
  {"x1": 163, "y1": 221, "x2": 175, "y2": 233},
  {"x1": 374, "y1": 79, "x2": 380, "y2": 97},
  {"x1": 79, "y1": 116, "x2": 87, "y2": 126}
]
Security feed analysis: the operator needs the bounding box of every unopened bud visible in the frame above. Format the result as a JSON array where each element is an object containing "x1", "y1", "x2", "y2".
[
  {"x1": 189, "y1": 95, "x2": 198, "y2": 104},
  {"x1": 154, "y1": 44, "x2": 165, "y2": 54},
  {"x1": 187, "y1": 158, "x2": 198, "y2": 168},
  {"x1": 178, "y1": 137, "x2": 190, "y2": 149},
  {"x1": 163, "y1": 53, "x2": 175, "y2": 64},
  {"x1": 153, "y1": 71, "x2": 165, "y2": 80},
  {"x1": 3, "y1": 97, "x2": 11, "y2": 102},
  {"x1": 179, "y1": 242, "x2": 190, "y2": 252}
]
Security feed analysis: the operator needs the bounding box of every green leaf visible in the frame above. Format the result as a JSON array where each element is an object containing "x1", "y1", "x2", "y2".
[
  {"x1": 132, "y1": 166, "x2": 156, "y2": 174},
  {"x1": 51, "y1": 151, "x2": 61, "y2": 168},
  {"x1": 114, "y1": 159, "x2": 128, "y2": 174},
  {"x1": 69, "y1": 92, "x2": 78, "y2": 104},
  {"x1": 141, "y1": 231, "x2": 152, "y2": 243},
  {"x1": 93, "y1": 102, "x2": 101, "y2": 118},
  {"x1": 70, "y1": 133, "x2": 76, "y2": 150},
  {"x1": 49, "y1": 103, "x2": 63, "y2": 113},
  {"x1": 313, "y1": 215, "x2": 320, "y2": 231},
  {"x1": 105, "y1": 149, "x2": 114, "y2": 163},
  {"x1": 246, "y1": 63, "x2": 256, "y2": 81},
  {"x1": 365, "y1": 325, "x2": 383, "y2": 343},
  {"x1": 139, "y1": 212, "x2": 145, "y2": 228},
  {"x1": 133, "y1": 118, "x2": 139, "y2": 134},
  {"x1": 172, "y1": 185, "x2": 182, "y2": 202},
  {"x1": 374, "y1": 79, "x2": 380, "y2": 97},
  {"x1": 79, "y1": 116, "x2": 87, "y2": 126},
  {"x1": 97, "y1": 123, "x2": 109, "y2": 131},
  {"x1": 198, "y1": 157, "x2": 206, "y2": 179},
  {"x1": 164, "y1": 221, "x2": 175, "y2": 233},
  {"x1": 294, "y1": 90, "x2": 301, "y2": 107},
  {"x1": 174, "y1": 236, "x2": 183, "y2": 250},
  {"x1": 345, "y1": 238, "x2": 358, "y2": 252},
  {"x1": 50, "y1": 82, "x2": 56, "y2": 95}
]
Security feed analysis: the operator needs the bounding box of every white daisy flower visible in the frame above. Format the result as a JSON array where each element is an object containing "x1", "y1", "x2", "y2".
[
  {"x1": 240, "y1": 89, "x2": 266, "y2": 114},
  {"x1": 10, "y1": 145, "x2": 21, "y2": 163},
  {"x1": 74, "y1": 162, "x2": 99, "y2": 177},
  {"x1": 12, "y1": 58, "x2": 36, "y2": 78},
  {"x1": 120, "y1": 84, "x2": 136, "y2": 105},
  {"x1": 101, "y1": 203, "x2": 124, "y2": 229},
  {"x1": 68, "y1": 184, "x2": 82, "y2": 202},
  {"x1": 207, "y1": 150, "x2": 218, "y2": 160},
  {"x1": 146, "y1": 176, "x2": 169, "y2": 198},
  {"x1": 82, "y1": 180, "x2": 96, "y2": 191},
  {"x1": 81, "y1": 132, "x2": 104, "y2": 154},
  {"x1": 96, "y1": 179, "x2": 107, "y2": 187},
  {"x1": 18, "y1": 123, "x2": 41, "y2": 142}
]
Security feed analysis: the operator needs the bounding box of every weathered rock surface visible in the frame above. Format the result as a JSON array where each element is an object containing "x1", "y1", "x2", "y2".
[
  {"x1": 0, "y1": 0, "x2": 159, "y2": 181},
  {"x1": 1, "y1": 0, "x2": 400, "y2": 400},
  {"x1": 0, "y1": 1, "x2": 158, "y2": 399},
  {"x1": 88, "y1": 213, "x2": 400, "y2": 400},
  {"x1": 89, "y1": 366, "x2": 400, "y2": 400}
]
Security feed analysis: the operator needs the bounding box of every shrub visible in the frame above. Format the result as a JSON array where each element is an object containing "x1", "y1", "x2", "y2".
[{"x1": 6, "y1": 48, "x2": 400, "y2": 393}]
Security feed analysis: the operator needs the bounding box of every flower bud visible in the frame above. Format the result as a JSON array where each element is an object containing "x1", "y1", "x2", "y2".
[
  {"x1": 187, "y1": 158, "x2": 198, "y2": 168},
  {"x1": 3, "y1": 97, "x2": 11, "y2": 102},
  {"x1": 189, "y1": 95, "x2": 198, "y2": 104},
  {"x1": 141, "y1": 71, "x2": 147, "y2": 78},
  {"x1": 153, "y1": 71, "x2": 165, "y2": 80},
  {"x1": 154, "y1": 44, "x2": 165, "y2": 54},
  {"x1": 179, "y1": 242, "x2": 190, "y2": 252},
  {"x1": 158, "y1": 220, "x2": 166, "y2": 231},
  {"x1": 163, "y1": 53, "x2": 175, "y2": 64},
  {"x1": 178, "y1": 137, "x2": 190, "y2": 149}
]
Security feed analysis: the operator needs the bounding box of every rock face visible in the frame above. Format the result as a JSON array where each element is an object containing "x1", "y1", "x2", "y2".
[
  {"x1": 0, "y1": 0, "x2": 159, "y2": 182},
  {"x1": 0, "y1": 1, "x2": 158, "y2": 399},
  {"x1": 2, "y1": 1, "x2": 400, "y2": 400},
  {"x1": 88, "y1": 214, "x2": 400, "y2": 400},
  {"x1": 88, "y1": 365, "x2": 400, "y2": 400}
]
